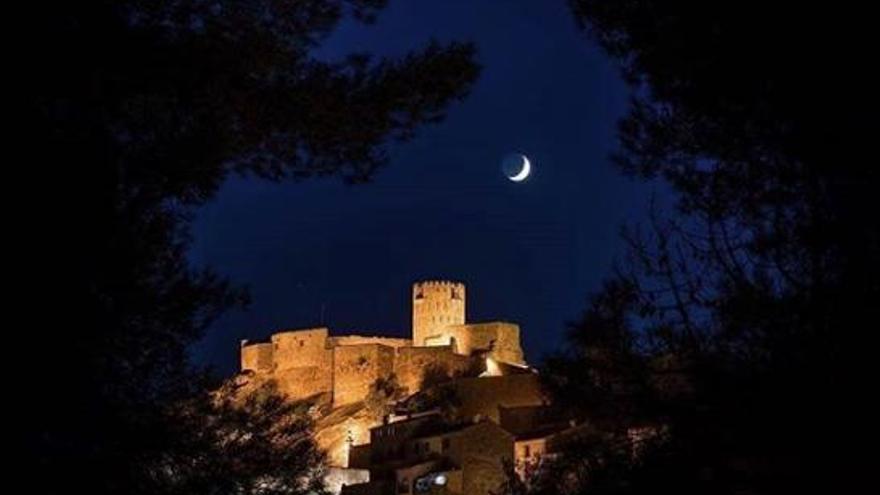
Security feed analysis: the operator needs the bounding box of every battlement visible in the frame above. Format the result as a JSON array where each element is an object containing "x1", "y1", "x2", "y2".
[
  {"x1": 412, "y1": 280, "x2": 466, "y2": 305},
  {"x1": 413, "y1": 279, "x2": 466, "y2": 290}
]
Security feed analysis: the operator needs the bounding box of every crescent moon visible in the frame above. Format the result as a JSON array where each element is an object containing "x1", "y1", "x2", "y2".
[{"x1": 510, "y1": 155, "x2": 531, "y2": 182}]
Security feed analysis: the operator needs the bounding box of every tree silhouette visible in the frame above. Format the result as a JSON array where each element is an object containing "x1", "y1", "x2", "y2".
[
  {"x1": 365, "y1": 373, "x2": 406, "y2": 418},
  {"x1": 21, "y1": 1, "x2": 478, "y2": 492},
  {"x1": 150, "y1": 381, "x2": 328, "y2": 495},
  {"x1": 523, "y1": 2, "x2": 876, "y2": 493}
]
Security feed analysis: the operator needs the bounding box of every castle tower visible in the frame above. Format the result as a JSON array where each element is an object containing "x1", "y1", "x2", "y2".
[{"x1": 412, "y1": 280, "x2": 466, "y2": 346}]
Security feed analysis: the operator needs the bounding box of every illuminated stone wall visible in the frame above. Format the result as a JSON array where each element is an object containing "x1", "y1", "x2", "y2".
[
  {"x1": 271, "y1": 328, "x2": 332, "y2": 370},
  {"x1": 446, "y1": 321, "x2": 525, "y2": 365},
  {"x1": 240, "y1": 341, "x2": 273, "y2": 372},
  {"x1": 240, "y1": 329, "x2": 479, "y2": 406},
  {"x1": 412, "y1": 281, "x2": 465, "y2": 346},
  {"x1": 254, "y1": 328, "x2": 336, "y2": 400},
  {"x1": 394, "y1": 345, "x2": 476, "y2": 394},
  {"x1": 274, "y1": 365, "x2": 333, "y2": 399},
  {"x1": 240, "y1": 329, "x2": 337, "y2": 400},
  {"x1": 332, "y1": 344, "x2": 396, "y2": 407}
]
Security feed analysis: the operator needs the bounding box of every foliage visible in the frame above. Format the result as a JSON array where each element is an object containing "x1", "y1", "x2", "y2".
[
  {"x1": 519, "y1": 1, "x2": 877, "y2": 493},
  {"x1": 420, "y1": 362, "x2": 455, "y2": 389},
  {"x1": 21, "y1": 1, "x2": 479, "y2": 492},
  {"x1": 147, "y1": 381, "x2": 328, "y2": 495},
  {"x1": 395, "y1": 363, "x2": 463, "y2": 419},
  {"x1": 364, "y1": 373, "x2": 407, "y2": 418}
]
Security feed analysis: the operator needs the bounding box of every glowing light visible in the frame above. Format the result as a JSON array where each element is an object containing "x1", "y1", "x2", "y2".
[
  {"x1": 480, "y1": 357, "x2": 502, "y2": 377},
  {"x1": 434, "y1": 474, "x2": 447, "y2": 486}
]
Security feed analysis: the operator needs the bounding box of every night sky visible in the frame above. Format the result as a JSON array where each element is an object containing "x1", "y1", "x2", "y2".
[{"x1": 190, "y1": 0, "x2": 654, "y2": 376}]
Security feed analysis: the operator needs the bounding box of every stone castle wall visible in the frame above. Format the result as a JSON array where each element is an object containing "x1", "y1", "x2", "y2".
[
  {"x1": 240, "y1": 341, "x2": 274, "y2": 372},
  {"x1": 394, "y1": 345, "x2": 476, "y2": 394},
  {"x1": 241, "y1": 329, "x2": 335, "y2": 400},
  {"x1": 446, "y1": 322, "x2": 526, "y2": 365},
  {"x1": 237, "y1": 281, "x2": 528, "y2": 410},
  {"x1": 272, "y1": 328, "x2": 332, "y2": 370},
  {"x1": 274, "y1": 365, "x2": 334, "y2": 399},
  {"x1": 240, "y1": 328, "x2": 497, "y2": 406},
  {"x1": 332, "y1": 344, "x2": 396, "y2": 406}
]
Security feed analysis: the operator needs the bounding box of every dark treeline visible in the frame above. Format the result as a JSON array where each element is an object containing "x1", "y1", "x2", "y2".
[
  {"x1": 513, "y1": 1, "x2": 876, "y2": 494},
  {"x1": 19, "y1": 1, "x2": 478, "y2": 494}
]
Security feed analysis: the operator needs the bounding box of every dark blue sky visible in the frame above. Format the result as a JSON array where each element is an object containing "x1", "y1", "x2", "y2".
[{"x1": 190, "y1": 0, "x2": 653, "y2": 375}]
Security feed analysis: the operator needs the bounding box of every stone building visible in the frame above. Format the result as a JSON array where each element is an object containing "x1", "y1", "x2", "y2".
[
  {"x1": 239, "y1": 280, "x2": 527, "y2": 408},
  {"x1": 235, "y1": 280, "x2": 574, "y2": 494},
  {"x1": 345, "y1": 411, "x2": 514, "y2": 495}
]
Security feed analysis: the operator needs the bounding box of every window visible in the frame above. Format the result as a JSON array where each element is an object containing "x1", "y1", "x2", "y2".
[
  {"x1": 442, "y1": 438, "x2": 450, "y2": 452},
  {"x1": 524, "y1": 445, "x2": 531, "y2": 457}
]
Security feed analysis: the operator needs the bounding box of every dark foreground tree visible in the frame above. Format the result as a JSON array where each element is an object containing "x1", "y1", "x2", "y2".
[
  {"x1": 151, "y1": 381, "x2": 327, "y2": 495},
  {"x1": 19, "y1": 1, "x2": 478, "y2": 492},
  {"x1": 523, "y1": 2, "x2": 876, "y2": 494}
]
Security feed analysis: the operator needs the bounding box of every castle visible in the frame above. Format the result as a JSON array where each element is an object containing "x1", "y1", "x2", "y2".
[
  {"x1": 240, "y1": 281, "x2": 527, "y2": 407},
  {"x1": 238, "y1": 280, "x2": 570, "y2": 495}
]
